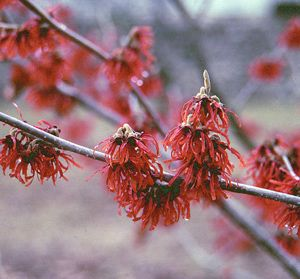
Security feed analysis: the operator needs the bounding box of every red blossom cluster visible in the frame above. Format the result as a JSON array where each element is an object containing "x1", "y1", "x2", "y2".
[
  {"x1": 248, "y1": 57, "x2": 284, "y2": 82},
  {"x1": 0, "y1": 18, "x2": 62, "y2": 59},
  {"x1": 247, "y1": 136, "x2": 300, "y2": 249},
  {"x1": 164, "y1": 71, "x2": 243, "y2": 202},
  {"x1": 279, "y1": 18, "x2": 300, "y2": 49},
  {"x1": 102, "y1": 26, "x2": 154, "y2": 85},
  {"x1": 97, "y1": 123, "x2": 190, "y2": 230},
  {"x1": 9, "y1": 52, "x2": 76, "y2": 114},
  {"x1": 0, "y1": 120, "x2": 79, "y2": 186}
]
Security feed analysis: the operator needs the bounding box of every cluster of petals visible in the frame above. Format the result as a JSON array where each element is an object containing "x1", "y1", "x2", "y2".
[
  {"x1": 97, "y1": 124, "x2": 162, "y2": 201},
  {"x1": 0, "y1": 18, "x2": 61, "y2": 60},
  {"x1": 279, "y1": 17, "x2": 300, "y2": 49},
  {"x1": 247, "y1": 136, "x2": 300, "y2": 237},
  {"x1": 164, "y1": 71, "x2": 242, "y2": 202},
  {"x1": 0, "y1": 120, "x2": 78, "y2": 186},
  {"x1": 102, "y1": 26, "x2": 154, "y2": 85},
  {"x1": 10, "y1": 52, "x2": 76, "y2": 114},
  {"x1": 99, "y1": 124, "x2": 191, "y2": 230},
  {"x1": 0, "y1": 0, "x2": 15, "y2": 10},
  {"x1": 248, "y1": 57, "x2": 284, "y2": 82}
]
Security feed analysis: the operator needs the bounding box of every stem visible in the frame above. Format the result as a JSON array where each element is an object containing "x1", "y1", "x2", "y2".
[
  {"x1": 130, "y1": 82, "x2": 167, "y2": 137},
  {"x1": 57, "y1": 82, "x2": 124, "y2": 125},
  {"x1": 218, "y1": 200, "x2": 300, "y2": 279},
  {"x1": 282, "y1": 154, "x2": 300, "y2": 181},
  {"x1": 1, "y1": 111, "x2": 300, "y2": 207}
]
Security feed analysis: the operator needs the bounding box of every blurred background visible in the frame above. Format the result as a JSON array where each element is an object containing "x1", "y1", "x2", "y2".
[{"x1": 0, "y1": 0, "x2": 300, "y2": 278}]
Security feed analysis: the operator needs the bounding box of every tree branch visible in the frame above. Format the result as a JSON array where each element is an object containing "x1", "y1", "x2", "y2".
[
  {"x1": 218, "y1": 200, "x2": 300, "y2": 279},
  {"x1": 57, "y1": 82, "x2": 124, "y2": 125},
  {"x1": 1, "y1": 111, "x2": 300, "y2": 207}
]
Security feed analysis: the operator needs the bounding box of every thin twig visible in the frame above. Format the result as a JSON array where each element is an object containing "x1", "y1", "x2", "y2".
[
  {"x1": 218, "y1": 200, "x2": 300, "y2": 279},
  {"x1": 282, "y1": 154, "x2": 300, "y2": 181},
  {"x1": 57, "y1": 82, "x2": 124, "y2": 125},
  {"x1": 1, "y1": 111, "x2": 300, "y2": 207},
  {"x1": 130, "y1": 82, "x2": 167, "y2": 137}
]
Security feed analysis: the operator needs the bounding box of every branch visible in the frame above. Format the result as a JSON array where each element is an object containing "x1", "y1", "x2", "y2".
[
  {"x1": 57, "y1": 82, "x2": 124, "y2": 125},
  {"x1": 1, "y1": 111, "x2": 300, "y2": 207},
  {"x1": 130, "y1": 82, "x2": 167, "y2": 137},
  {"x1": 218, "y1": 200, "x2": 300, "y2": 279},
  {"x1": 18, "y1": 0, "x2": 168, "y2": 139},
  {"x1": 19, "y1": 0, "x2": 111, "y2": 61}
]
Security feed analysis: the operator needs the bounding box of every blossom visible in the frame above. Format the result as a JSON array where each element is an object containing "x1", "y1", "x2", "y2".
[
  {"x1": 97, "y1": 124, "x2": 162, "y2": 198},
  {"x1": 276, "y1": 204, "x2": 300, "y2": 237},
  {"x1": 125, "y1": 182, "x2": 190, "y2": 230},
  {"x1": 0, "y1": 121, "x2": 79, "y2": 186},
  {"x1": 102, "y1": 26, "x2": 155, "y2": 84},
  {"x1": 102, "y1": 47, "x2": 145, "y2": 84},
  {"x1": 279, "y1": 18, "x2": 300, "y2": 49},
  {"x1": 0, "y1": 18, "x2": 60, "y2": 59},
  {"x1": 26, "y1": 86, "x2": 76, "y2": 115},
  {"x1": 248, "y1": 57, "x2": 284, "y2": 82},
  {"x1": 164, "y1": 71, "x2": 242, "y2": 202}
]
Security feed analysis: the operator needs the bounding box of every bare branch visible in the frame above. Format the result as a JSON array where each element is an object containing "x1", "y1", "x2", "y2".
[
  {"x1": 57, "y1": 82, "x2": 124, "y2": 125},
  {"x1": 218, "y1": 200, "x2": 300, "y2": 279}
]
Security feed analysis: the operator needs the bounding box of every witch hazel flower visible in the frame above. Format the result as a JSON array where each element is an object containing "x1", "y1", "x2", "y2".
[
  {"x1": 97, "y1": 123, "x2": 162, "y2": 200},
  {"x1": 98, "y1": 124, "x2": 190, "y2": 230},
  {"x1": 0, "y1": 120, "x2": 79, "y2": 186},
  {"x1": 164, "y1": 71, "x2": 243, "y2": 202},
  {"x1": 102, "y1": 26, "x2": 155, "y2": 85}
]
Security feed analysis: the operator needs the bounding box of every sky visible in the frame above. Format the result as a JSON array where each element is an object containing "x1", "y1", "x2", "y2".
[{"x1": 186, "y1": 0, "x2": 272, "y2": 17}]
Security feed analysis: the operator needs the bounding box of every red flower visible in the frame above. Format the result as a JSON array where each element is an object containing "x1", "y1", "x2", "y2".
[
  {"x1": 125, "y1": 182, "x2": 190, "y2": 230},
  {"x1": 102, "y1": 26, "x2": 155, "y2": 84},
  {"x1": 128, "y1": 26, "x2": 154, "y2": 66},
  {"x1": 132, "y1": 73, "x2": 163, "y2": 96},
  {"x1": 248, "y1": 57, "x2": 284, "y2": 82},
  {"x1": 164, "y1": 71, "x2": 242, "y2": 201},
  {"x1": 26, "y1": 86, "x2": 76, "y2": 115},
  {"x1": 103, "y1": 47, "x2": 144, "y2": 84},
  {"x1": 98, "y1": 124, "x2": 191, "y2": 230},
  {"x1": 181, "y1": 92, "x2": 232, "y2": 137},
  {"x1": 0, "y1": 121, "x2": 79, "y2": 186},
  {"x1": 0, "y1": 18, "x2": 60, "y2": 59},
  {"x1": 0, "y1": 0, "x2": 15, "y2": 9},
  {"x1": 276, "y1": 204, "x2": 300, "y2": 237},
  {"x1": 97, "y1": 123, "x2": 162, "y2": 197},
  {"x1": 279, "y1": 18, "x2": 300, "y2": 49}
]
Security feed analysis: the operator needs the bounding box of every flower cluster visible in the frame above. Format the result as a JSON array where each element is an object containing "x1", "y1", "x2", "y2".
[
  {"x1": 97, "y1": 124, "x2": 189, "y2": 230},
  {"x1": 247, "y1": 136, "x2": 300, "y2": 239},
  {"x1": 102, "y1": 26, "x2": 154, "y2": 85},
  {"x1": 0, "y1": 18, "x2": 61, "y2": 60},
  {"x1": 248, "y1": 57, "x2": 284, "y2": 82},
  {"x1": 9, "y1": 52, "x2": 76, "y2": 115},
  {"x1": 279, "y1": 17, "x2": 300, "y2": 49},
  {"x1": 164, "y1": 71, "x2": 243, "y2": 202},
  {"x1": 0, "y1": 120, "x2": 79, "y2": 186}
]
